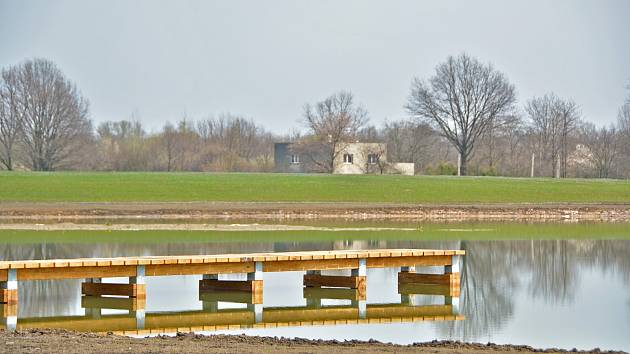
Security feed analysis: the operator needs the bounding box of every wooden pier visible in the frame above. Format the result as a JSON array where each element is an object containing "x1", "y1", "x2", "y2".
[{"x1": 1, "y1": 249, "x2": 464, "y2": 331}]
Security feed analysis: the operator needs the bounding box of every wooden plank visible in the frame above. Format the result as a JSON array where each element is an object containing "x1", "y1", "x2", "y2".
[
  {"x1": 366, "y1": 255, "x2": 452, "y2": 268},
  {"x1": 82, "y1": 296, "x2": 145, "y2": 311},
  {"x1": 398, "y1": 283, "x2": 460, "y2": 297},
  {"x1": 1, "y1": 289, "x2": 18, "y2": 304},
  {"x1": 0, "y1": 269, "x2": 6, "y2": 282},
  {"x1": 16, "y1": 315, "x2": 137, "y2": 332},
  {"x1": 398, "y1": 272, "x2": 461, "y2": 286},
  {"x1": 146, "y1": 311, "x2": 254, "y2": 329},
  {"x1": 303, "y1": 287, "x2": 365, "y2": 301},
  {"x1": 199, "y1": 279, "x2": 263, "y2": 293},
  {"x1": 303, "y1": 274, "x2": 366, "y2": 289},
  {"x1": 199, "y1": 291, "x2": 261, "y2": 305},
  {"x1": 81, "y1": 283, "x2": 146, "y2": 298},
  {"x1": 263, "y1": 258, "x2": 359, "y2": 273},
  {"x1": 18, "y1": 265, "x2": 137, "y2": 281},
  {"x1": 0, "y1": 303, "x2": 17, "y2": 317},
  {"x1": 146, "y1": 262, "x2": 253, "y2": 276},
  {"x1": 366, "y1": 304, "x2": 454, "y2": 318}
]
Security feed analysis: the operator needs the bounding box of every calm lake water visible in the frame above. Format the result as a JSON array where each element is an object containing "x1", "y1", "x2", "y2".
[{"x1": 1, "y1": 223, "x2": 629, "y2": 351}]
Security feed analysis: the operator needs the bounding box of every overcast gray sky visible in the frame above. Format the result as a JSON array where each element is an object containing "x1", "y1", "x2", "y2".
[{"x1": 1, "y1": 0, "x2": 629, "y2": 133}]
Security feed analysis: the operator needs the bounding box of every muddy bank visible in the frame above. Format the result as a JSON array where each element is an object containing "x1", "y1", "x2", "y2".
[
  {"x1": 0, "y1": 202, "x2": 629, "y2": 222},
  {"x1": 0, "y1": 329, "x2": 623, "y2": 354}
]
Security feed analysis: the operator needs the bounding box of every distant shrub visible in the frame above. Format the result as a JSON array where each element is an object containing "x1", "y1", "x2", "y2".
[
  {"x1": 479, "y1": 166, "x2": 498, "y2": 176},
  {"x1": 426, "y1": 162, "x2": 457, "y2": 175}
]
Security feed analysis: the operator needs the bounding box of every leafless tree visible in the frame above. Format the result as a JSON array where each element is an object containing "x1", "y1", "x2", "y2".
[
  {"x1": 405, "y1": 54, "x2": 516, "y2": 175},
  {"x1": 97, "y1": 119, "x2": 149, "y2": 171},
  {"x1": 581, "y1": 123, "x2": 618, "y2": 178},
  {"x1": 0, "y1": 68, "x2": 22, "y2": 170},
  {"x1": 161, "y1": 122, "x2": 177, "y2": 172},
  {"x1": 616, "y1": 104, "x2": 630, "y2": 177},
  {"x1": 7, "y1": 59, "x2": 92, "y2": 171},
  {"x1": 382, "y1": 120, "x2": 440, "y2": 172},
  {"x1": 525, "y1": 94, "x2": 580, "y2": 177},
  {"x1": 302, "y1": 91, "x2": 368, "y2": 173},
  {"x1": 196, "y1": 114, "x2": 273, "y2": 172}
]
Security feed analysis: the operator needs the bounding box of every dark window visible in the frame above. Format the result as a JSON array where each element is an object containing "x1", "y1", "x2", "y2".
[
  {"x1": 290, "y1": 154, "x2": 300, "y2": 164},
  {"x1": 367, "y1": 153, "x2": 378, "y2": 164},
  {"x1": 343, "y1": 153, "x2": 354, "y2": 164}
]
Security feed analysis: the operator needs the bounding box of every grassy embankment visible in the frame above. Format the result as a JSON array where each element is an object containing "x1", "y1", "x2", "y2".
[{"x1": 1, "y1": 171, "x2": 629, "y2": 203}]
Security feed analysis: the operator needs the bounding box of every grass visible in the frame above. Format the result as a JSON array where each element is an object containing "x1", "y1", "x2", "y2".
[
  {"x1": 0, "y1": 171, "x2": 629, "y2": 204},
  {"x1": 1, "y1": 222, "x2": 629, "y2": 244}
]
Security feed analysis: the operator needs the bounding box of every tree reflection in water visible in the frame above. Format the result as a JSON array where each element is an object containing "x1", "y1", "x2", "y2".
[{"x1": 434, "y1": 239, "x2": 630, "y2": 342}]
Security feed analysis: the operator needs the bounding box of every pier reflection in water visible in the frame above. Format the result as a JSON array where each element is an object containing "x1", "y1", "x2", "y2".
[
  {"x1": 4, "y1": 283, "x2": 462, "y2": 335},
  {"x1": 1, "y1": 237, "x2": 630, "y2": 351}
]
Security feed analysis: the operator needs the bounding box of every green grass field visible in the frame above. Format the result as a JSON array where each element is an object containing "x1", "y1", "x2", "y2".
[
  {"x1": 0, "y1": 171, "x2": 629, "y2": 203},
  {"x1": 1, "y1": 222, "x2": 629, "y2": 243}
]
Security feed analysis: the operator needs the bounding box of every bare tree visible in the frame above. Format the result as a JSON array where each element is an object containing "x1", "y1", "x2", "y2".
[
  {"x1": 8, "y1": 59, "x2": 91, "y2": 171},
  {"x1": 616, "y1": 104, "x2": 630, "y2": 177},
  {"x1": 0, "y1": 68, "x2": 22, "y2": 170},
  {"x1": 97, "y1": 119, "x2": 149, "y2": 171},
  {"x1": 196, "y1": 114, "x2": 273, "y2": 172},
  {"x1": 581, "y1": 123, "x2": 618, "y2": 178},
  {"x1": 406, "y1": 54, "x2": 516, "y2": 175},
  {"x1": 526, "y1": 94, "x2": 580, "y2": 177},
  {"x1": 161, "y1": 122, "x2": 177, "y2": 172},
  {"x1": 302, "y1": 91, "x2": 368, "y2": 173}
]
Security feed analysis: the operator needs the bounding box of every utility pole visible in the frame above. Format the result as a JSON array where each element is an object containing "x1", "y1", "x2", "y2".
[{"x1": 530, "y1": 153, "x2": 535, "y2": 178}]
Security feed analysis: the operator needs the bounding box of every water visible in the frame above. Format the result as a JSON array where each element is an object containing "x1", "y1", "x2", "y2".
[{"x1": 1, "y1": 223, "x2": 629, "y2": 351}]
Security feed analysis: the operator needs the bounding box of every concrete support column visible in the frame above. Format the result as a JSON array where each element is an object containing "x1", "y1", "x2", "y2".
[
  {"x1": 130, "y1": 266, "x2": 146, "y2": 329},
  {"x1": 131, "y1": 265, "x2": 146, "y2": 285},
  {"x1": 351, "y1": 299, "x2": 367, "y2": 319},
  {"x1": 247, "y1": 262, "x2": 263, "y2": 281},
  {"x1": 133, "y1": 309, "x2": 146, "y2": 329},
  {"x1": 350, "y1": 259, "x2": 367, "y2": 277},
  {"x1": 247, "y1": 303, "x2": 263, "y2": 323},
  {"x1": 2, "y1": 312, "x2": 17, "y2": 331},
  {"x1": 445, "y1": 255, "x2": 460, "y2": 274},
  {"x1": 445, "y1": 296, "x2": 460, "y2": 315}
]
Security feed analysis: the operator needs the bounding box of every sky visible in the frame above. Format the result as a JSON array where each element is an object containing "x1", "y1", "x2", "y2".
[{"x1": 1, "y1": 0, "x2": 629, "y2": 134}]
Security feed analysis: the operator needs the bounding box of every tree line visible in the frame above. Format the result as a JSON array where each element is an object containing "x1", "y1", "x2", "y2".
[{"x1": 1, "y1": 56, "x2": 629, "y2": 178}]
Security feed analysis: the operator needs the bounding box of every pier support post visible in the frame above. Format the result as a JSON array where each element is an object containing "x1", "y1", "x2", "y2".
[
  {"x1": 247, "y1": 303, "x2": 263, "y2": 323},
  {"x1": 1, "y1": 269, "x2": 18, "y2": 305},
  {"x1": 83, "y1": 278, "x2": 102, "y2": 318},
  {"x1": 398, "y1": 256, "x2": 461, "y2": 287},
  {"x1": 1, "y1": 270, "x2": 18, "y2": 331},
  {"x1": 2, "y1": 310, "x2": 16, "y2": 331},
  {"x1": 351, "y1": 299, "x2": 367, "y2": 319},
  {"x1": 445, "y1": 296, "x2": 460, "y2": 315},
  {"x1": 133, "y1": 309, "x2": 146, "y2": 329},
  {"x1": 303, "y1": 259, "x2": 367, "y2": 294},
  {"x1": 199, "y1": 262, "x2": 264, "y2": 305},
  {"x1": 81, "y1": 265, "x2": 146, "y2": 299}
]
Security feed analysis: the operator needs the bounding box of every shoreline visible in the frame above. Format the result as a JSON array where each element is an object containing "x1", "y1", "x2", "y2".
[
  {"x1": 0, "y1": 329, "x2": 624, "y2": 354},
  {"x1": 1, "y1": 202, "x2": 629, "y2": 222}
]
